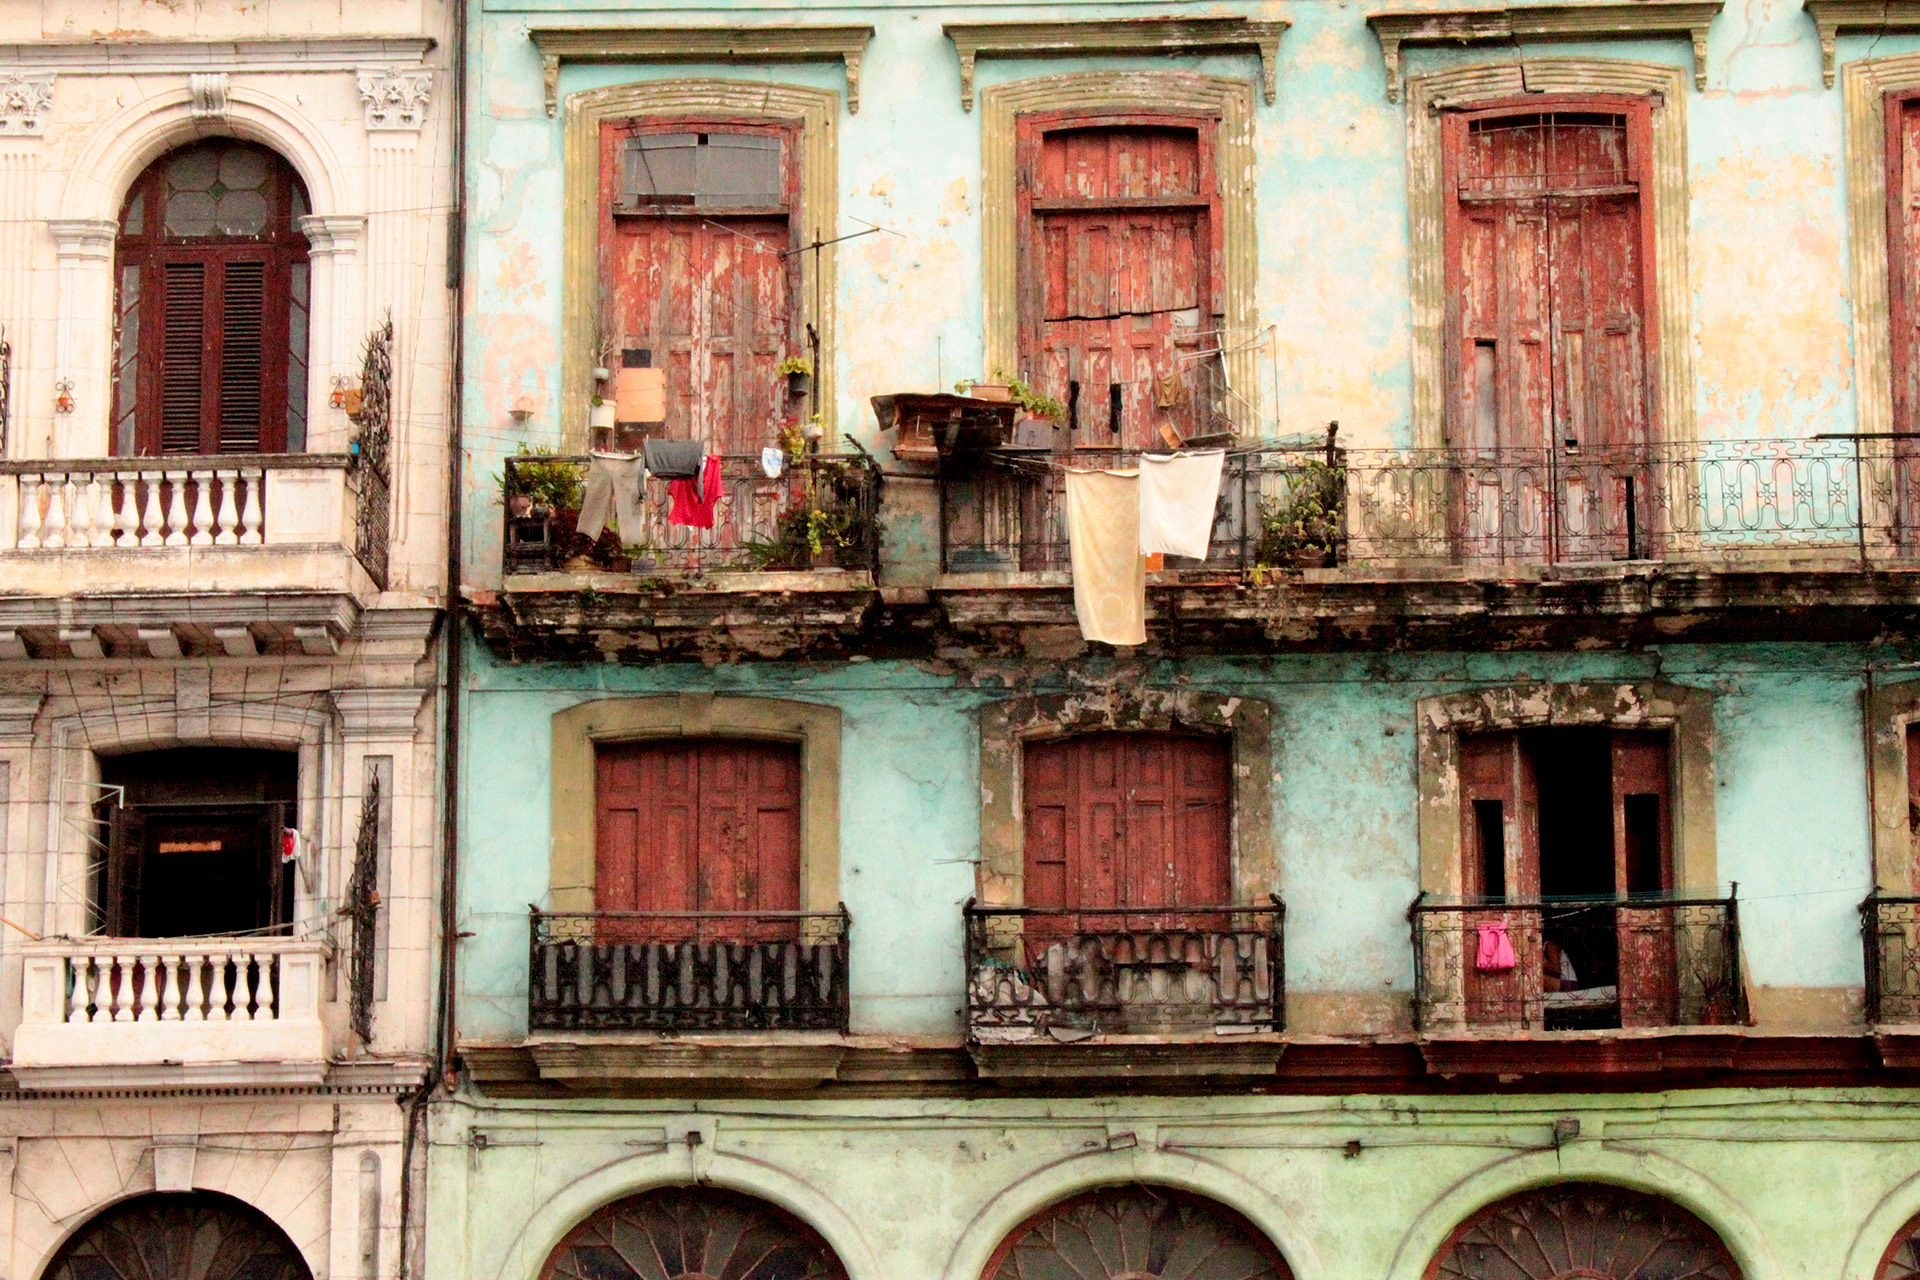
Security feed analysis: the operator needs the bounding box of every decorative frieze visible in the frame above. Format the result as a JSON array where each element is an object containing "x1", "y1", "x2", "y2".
[
  {"x1": 357, "y1": 68, "x2": 433, "y2": 131},
  {"x1": 0, "y1": 73, "x2": 52, "y2": 136},
  {"x1": 528, "y1": 27, "x2": 874, "y2": 116},
  {"x1": 943, "y1": 18, "x2": 1286, "y2": 111}
]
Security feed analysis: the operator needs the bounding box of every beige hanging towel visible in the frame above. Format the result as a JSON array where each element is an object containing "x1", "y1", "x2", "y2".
[
  {"x1": 1065, "y1": 468, "x2": 1147, "y2": 646},
  {"x1": 1137, "y1": 449, "x2": 1225, "y2": 559}
]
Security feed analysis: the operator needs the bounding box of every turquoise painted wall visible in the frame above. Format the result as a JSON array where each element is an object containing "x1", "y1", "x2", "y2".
[
  {"x1": 455, "y1": 639, "x2": 1889, "y2": 1042},
  {"x1": 461, "y1": 0, "x2": 1917, "y2": 584}
]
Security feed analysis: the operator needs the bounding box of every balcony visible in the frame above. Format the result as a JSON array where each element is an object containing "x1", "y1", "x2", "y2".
[
  {"x1": 1863, "y1": 893, "x2": 1920, "y2": 1038},
  {"x1": 940, "y1": 436, "x2": 1920, "y2": 574},
  {"x1": 1410, "y1": 895, "x2": 1745, "y2": 1037},
  {"x1": 0, "y1": 454, "x2": 385, "y2": 657},
  {"x1": 963, "y1": 900, "x2": 1285, "y2": 1080},
  {"x1": 11, "y1": 936, "x2": 328, "y2": 1088}
]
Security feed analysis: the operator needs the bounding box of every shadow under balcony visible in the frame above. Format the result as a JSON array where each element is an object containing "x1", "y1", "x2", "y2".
[
  {"x1": 963, "y1": 900, "x2": 1286, "y2": 1082},
  {"x1": 0, "y1": 454, "x2": 387, "y2": 658},
  {"x1": 1409, "y1": 893, "x2": 1747, "y2": 1076},
  {"x1": 478, "y1": 452, "x2": 881, "y2": 662},
  {"x1": 522, "y1": 907, "x2": 852, "y2": 1090},
  {"x1": 11, "y1": 935, "x2": 328, "y2": 1089}
]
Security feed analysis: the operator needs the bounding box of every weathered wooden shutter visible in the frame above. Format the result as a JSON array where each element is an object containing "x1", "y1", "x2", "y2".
[
  {"x1": 1456, "y1": 731, "x2": 1543, "y2": 1027},
  {"x1": 601, "y1": 124, "x2": 794, "y2": 455},
  {"x1": 159, "y1": 262, "x2": 207, "y2": 454},
  {"x1": 1021, "y1": 732, "x2": 1231, "y2": 910},
  {"x1": 1446, "y1": 107, "x2": 1653, "y2": 560},
  {"x1": 1020, "y1": 121, "x2": 1216, "y2": 447},
  {"x1": 594, "y1": 739, "x2": 803, "y2": 919},
  {"x1": 1611, "y1": 730, "x2": 1676, "y2": 1026},
  {"x1": 103, "y1": 806, "x2": 146, "y2": 937}
]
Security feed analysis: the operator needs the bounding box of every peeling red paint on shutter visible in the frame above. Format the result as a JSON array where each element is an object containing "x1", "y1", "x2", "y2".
[
  {"x1": 1457, "y1": 732, "x2": 1544, "y2": 1026},
  {"x1": 1017, "y1": 116, "x2": 1221, "y2": 448},
  {"x1": 1888, "y1": 95, "x2": 1920, "y2": 536},
  {"x1": 1444, "y1": 101, "x2": 1656, "y2": 561},
  {"x1": 1022, "y1": 733, "x2": 1230, "y2": 910},
  {"x1": 594, "y1": 740, "x2": 802, "y2": 929},
  {"x1": 1612, "y1": 731, "x2": 1676, "y2": 1026},
  {"x1": 600, "y1": 121, "x2": 797, "y2": 455}
]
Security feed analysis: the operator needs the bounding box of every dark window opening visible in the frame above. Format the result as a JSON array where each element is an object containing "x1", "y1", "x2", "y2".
[
  {"x1": 1473, "y1": 798, "x2": 1506, "y2": 900},
  {"x1": 95, "y1": 747, "x2": 298, "y2": 938}
]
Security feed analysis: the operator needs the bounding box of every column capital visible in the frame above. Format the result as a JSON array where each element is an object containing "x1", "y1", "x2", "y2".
[
  {"x1": 0, "y1": 73, "x2": 53, "y2": 137},
  {"x1": 45, "y1": 217, "x2": 115, "y2": 260},
  {"x1": 299, "y1": 213, "x2": 367, "y2": 257}
]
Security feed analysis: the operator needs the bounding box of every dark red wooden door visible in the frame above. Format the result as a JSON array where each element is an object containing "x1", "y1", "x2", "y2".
[
  {"x1": 1446, "y1": 106, "x2": 1654, "y2": 561},
  {"x1": 1020, "y1": 120, "x2": 1216, "y2": 448},
  {"x1": 1889, "y1": 94, "x2": 1920, "y2": 541},
  {"x1": 600, "y1": 123, "x2": 796, "y2": 456},
  {"x1": 595, "y1": 740, "x2": 802, "y2": 917},
  {"x1": 1022, "y1": 732, "x2": 1230, "y2": 909}
]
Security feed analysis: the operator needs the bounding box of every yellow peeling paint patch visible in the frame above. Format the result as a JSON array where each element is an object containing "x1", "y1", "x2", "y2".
[{"x1": 492, "y1": 239, "x2": 550, "y2": 306}]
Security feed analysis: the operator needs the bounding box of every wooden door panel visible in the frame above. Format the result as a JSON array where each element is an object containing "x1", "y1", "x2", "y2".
[{"x1": 1022, "y1": 733, "x2": 1230, "y2": 911}]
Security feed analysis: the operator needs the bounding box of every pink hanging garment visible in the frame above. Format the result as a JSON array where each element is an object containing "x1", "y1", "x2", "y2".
[
  {"x1": 669, "y1": 455, "x2": 724, "y2": 529},
  {"x1": 1474, "y1": 920, "x2": 1517, "y2": 972}
]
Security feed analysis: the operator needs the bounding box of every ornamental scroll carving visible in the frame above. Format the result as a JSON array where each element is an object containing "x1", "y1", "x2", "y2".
[
  {"x1": 357, "y1": 68, "x2": 433, "y2": 131},
  {"x1": 0, "y1": 73, "x2": 53, "y2": 135}
]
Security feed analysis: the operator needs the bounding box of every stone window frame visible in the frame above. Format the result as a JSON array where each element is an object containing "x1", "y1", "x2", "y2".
[
  {"x1": 1867, "y1": 678, "x2": 1920, "y2": 894},
  {"x1": 548, "y1": 695, "x2": 842, "y2": 915},
  {"x1": 979, "y1": 72, "x2": 1260, "y2": 419},
  {"x1": 1403, "y1": 59, "x2": 1695, "y2": 450},
  {"x1": 976, "y1": 689, "x2": 1275, "y2": 907},
  {"x1": 1414, "y1": 681, "x2": 1718, "y2": 898},
  {"x1": 559, "y1": 80, "x2": 838, "y2": 448},
  {"x1": 1840, "y1": 54, "x2": 1920, "y2": 444}
]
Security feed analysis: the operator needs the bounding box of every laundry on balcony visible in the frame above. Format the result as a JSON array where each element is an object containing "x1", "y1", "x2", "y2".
[
  {"x1": 640, "y1": 437, "x2": 705, "y2": 481},
  {"x1": 575, "y1": 452, "x2": 647, "y2": 543},
  {"x1": 1137, "y1": 449, "x2": 1226, "y2": 558},
  {"x1": 668, "y1": 455, "x2": 725, "y2": 529},
  {"x1": 1064, "y1": 467, "x2": 1145, "y2": 646}
]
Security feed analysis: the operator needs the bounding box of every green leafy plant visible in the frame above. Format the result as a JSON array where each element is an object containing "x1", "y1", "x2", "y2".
[
  {"x1": 992, "y1": 369, "x2": 1066, "y2": 424},
  {"x1": 745, "y1": 450, "x2": 878, "y2": 569},
  {"x1": 500, "y1": 444, "x2": 584, "y2": 512},
  {"x1": 1254, "y1": 455, "x2": 1346, "y2": 569}
]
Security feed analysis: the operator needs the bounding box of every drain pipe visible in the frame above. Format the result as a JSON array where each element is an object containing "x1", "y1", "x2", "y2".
[{"x1": 398, "y1": 0, "x2": 468, "y2": 1273}]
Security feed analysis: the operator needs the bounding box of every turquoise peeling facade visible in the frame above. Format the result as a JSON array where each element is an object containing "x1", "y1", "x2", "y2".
[
  {"x1": 453, "y1": 644, "x2": 1880, "y2": 1043},
  {"x1": 438, "y1": 0, "x2": 1920, "y2": 1277}
]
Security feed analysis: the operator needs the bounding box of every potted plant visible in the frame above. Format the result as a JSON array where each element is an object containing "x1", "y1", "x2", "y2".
[
  {"x1": 1254, "y1": 455, "x2": 1346, "y2": 570},
  {"x1": 588, "y1": 395, "x2": 616, "y2": 434},
  {"x1": 500, "y1": 445, "x2": 587, "y2": 567},
  {"x1": 1001, "y1": 372, "x2": 1066, "y2": 429},
  {"x1": 777, "y1": 355, "x2": 814, "y2": 399},
  {"x1": 956, "y1": 378, "x2": 1013, "y2": 403},
  {"x1": 624, "y1": 539, "x2": 659, "y2": 573}
]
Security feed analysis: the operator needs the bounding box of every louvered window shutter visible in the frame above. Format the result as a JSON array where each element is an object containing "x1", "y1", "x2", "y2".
[{"x1": 159, "y1": 262, "x2": 206, "y2": 454}]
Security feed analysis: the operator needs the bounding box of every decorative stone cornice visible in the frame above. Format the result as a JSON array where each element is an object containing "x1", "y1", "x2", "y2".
[
  {"x1": 528, "y1": 26, "x2": 874, "y2": 116},
  {"x1": 45, "y1": 217, "x2": 115, "y2": 261},
  {"x1": 332, "y1": 686, "x2": 427, "y2": 740},
  {"x1": 0, "y1": 72, "x2": 52, "y2": 136},
  {"x1": 1806, "y1": 0, "x2": 1920, "y2": 87},
  {"x1": 297, "y1": 213, "x2": 367, "y2": 257},
  {"x1": 0, "y1": 693, "x2": 43, "y2": 746},
  {"x1": 0, "y1": 36, "x2": 435, "y2": 75},
  {"x1": 1367, "y1": 0, "x2": 1724, "y2": 101},
  {"x1": 189, "y1": 72, "x2": 228, "y2": 120},
  {"x1": 943, "y1": 17, "x2": 1287, "y2": 111},
  {"x1": 357, "y1": 67, "x2": 432, "y2": 131}
]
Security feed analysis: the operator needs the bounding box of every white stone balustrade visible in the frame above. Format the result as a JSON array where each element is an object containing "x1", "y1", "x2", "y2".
[
  {"x1": 0, "y1": 456, "x2": 359, "y2": 549},
  {"x1": 12, "y1": 936, "x2": 329, "y2": 1088}
]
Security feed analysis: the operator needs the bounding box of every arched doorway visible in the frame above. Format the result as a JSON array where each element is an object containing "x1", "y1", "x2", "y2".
[
  {"x1": 983, "y1": 1184, "x2": 1292, "y2": 1280},
  {"x1": 1428, "y1": 1182, "x2": 1739, "y2": 1280},
  {"x1": 539, "y1": 1187, "x2": 847, "y2": 1280},
  {"x1": 44, "y1": 1191, "x2": 309, "y2": 1280},
  {"x1": 1876, "y1": 1208, "x2": 1920, "y2": 1279},
  {"x1": 112, "y1": 137, "x2": 312, "y2": 457}
]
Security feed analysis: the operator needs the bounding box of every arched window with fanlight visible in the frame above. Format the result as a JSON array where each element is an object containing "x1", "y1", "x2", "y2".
[{"x1": 112, "y1": 138, "x2": 312, "y2": 457}]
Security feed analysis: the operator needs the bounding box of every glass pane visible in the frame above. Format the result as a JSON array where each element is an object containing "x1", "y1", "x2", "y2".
[
  {"x1": 694, "y1": 133, "x2": 781, "y2": 207},
  {"x1": 286, "y1": 262, "x2": 309, "y2": 452},
  {"x1": 165, "y1": 147, "x2": 220, "y2": 192},
  {"x1": 119, "y1": 189, "x2": 144, "y2": 237},
  {"x1": 625, "y1": 134, "x2": 699, "y2": 204},
  {"x1": 215, "y1": 188, "x2": 269, "y2": 236},
  {"x1": 164, "y1": 190, "x2": 217, "y2": 237},
  {"x1": 218, "y1": 145, "x2": 270, "y2": 192},
  {"x1": 112, "y1": 265, "x2": 140, "y2": 456}
]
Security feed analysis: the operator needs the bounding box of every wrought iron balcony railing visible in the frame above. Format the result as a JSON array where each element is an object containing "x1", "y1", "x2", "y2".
[
  {"x1": 963, "y1": 899, "x2": 1285, "y2": 1040},
  {"x1": 939, "y1": 436, "x2": 1920, "y2": 573},
  {"x1": 1410, "y1": 893, "x2": 1745, "y2": 1032},
  {"x1": 1862, "y1": 892, "x2": 1920, "y2": 1025},
  {"x1": 502, "y1": 452, "x2": 878, "y2": 576},
  {"x1": 527, "y1": 907, "x2": 851, "y2": 1033}
]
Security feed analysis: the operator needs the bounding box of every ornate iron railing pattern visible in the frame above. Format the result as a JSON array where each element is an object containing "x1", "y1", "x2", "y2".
[
  {"x1": 346, "y1": 773, "x2": 381, "y2": 1045},
  {"x1": 528, "y1": 907, "x2": 851, "y2": 1032},
  {"x1": 1409, "y1": 894, "x2": 1744, "y2": 1032},
  {"x1": 350, "y1": 318, "x2": 393, "y2": 590},
  {"x1": 503, "y1": 452, "x2": 880, "y2": 575},
  {"x1": 940, "y1": 437, "x2": 1920, "y2": 573},
  {"x1": 963, "y1": 899, "x2": 1285, "y2": 1039},
  {"x1": 1863, "y1": 892, "x2": 1920, "y2": 1025}
]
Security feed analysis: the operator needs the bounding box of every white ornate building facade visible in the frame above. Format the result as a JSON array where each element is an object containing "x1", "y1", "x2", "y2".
[{"x1": 0, "y1": 3, "x2": 452, "y2": 1279}]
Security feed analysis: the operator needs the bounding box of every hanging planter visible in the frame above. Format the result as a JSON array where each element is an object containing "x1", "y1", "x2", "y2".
[
  {"x1": 777, "y1": 356, "x2": 813, "y2": 399},
  {"x1": 588, "y1": 399, "x2": 617, "y2": 433}
]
